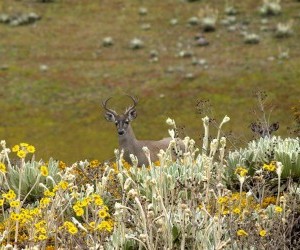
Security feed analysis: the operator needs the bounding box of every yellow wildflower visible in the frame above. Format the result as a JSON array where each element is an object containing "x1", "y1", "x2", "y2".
[
  {"x1": 0, "y1": 163, "x2": 6, "y2": 173},
  {"x1": 217, "y1": 196, "x2": 229, "y2": 204},
  {"x1": 59, "y1": 161, "x2": 66, "y2": 170},
  {"x1": 17, "y1": 150, "x2": 27, "y2": 159},
  {"x1": 0, "y1": 199, "x2": 4, "y2": 206},
  {"x1": 90, "y1": 159, "x2": 100, "y2": 168},
  {"x1": 259, "y1": 229, "x2": 267, "y2": 237},
  {"x1": 89, "y1": 221, "x2": 96, "y2": 229},
  {"x1": 10, "y1": 200, "x2": 20, "y2": 208},
  {"x1": 97, "y1": 220, "x2": 113, "y2": 232},
  {"x1": 237, "y1": 229, "x2": 248, "y2": 237},
  {"x1": 98, "y1": 209, "x2": 109, "y2": 219},
  {"x1": 68, "y1": 226, "x2": 78, "y2": 234},
  {"x1": 10, "y1": 212, "x2": 23, "y2": 221},
  {"x1": 233, "y1": 207, "x2": 241, "y2": 214},
  {"x1": 12, "y1": 145, "x2": 20, "y2": 152},
  {"x1": 20, "y1": 143, "x2": 29, "y2": 147},
  {"x1": 44, "y1": 190, "x2": 55, "y2": 197},
  {"x1": 263, "y1": 162, "x2": 276, "y2": 172},
  {"x1": 40, "y1": 165, "x2": 48, "y2": 176},
  {"x1": 275, "y1": 206, "x2": 283, "y2": 213},
  {"x1": 3, "y1": 190, "x2": 16, "y2": 200},
  {"x1": 59, "y1": 181, "x2": 68, "y2": 190},
  {"x1": 94, "y1": 197, "x2": 104, "y2": 206},
  {"x1": 38, "y1": 234, "x2": 47, "y2": 241},
  {"x1": 27, "y1": 145, "x2": 35, "y2": 153},
  {"x1": 75, "y1": 208, "x2": 84, "y2": 217},
  {"x1": 235, "y1": 167, "x2": 248, "y2": 177},
  {"x1": 39, "y1": 197, "x2": 51, "y2": 207}
]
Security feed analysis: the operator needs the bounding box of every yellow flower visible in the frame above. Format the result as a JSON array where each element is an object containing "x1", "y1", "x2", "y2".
[
  {"x1": 259, "y1": 229, "x2": 267, "y2": 237},
  {"x1": 59, "y1": 181, "x2": 68, "y2": 190},
  {"x1": 44, "y1": 190, "x2": 55, "y2": 197},
  {"x1": 17, "y1": 150, "x2": 27, "y2": 158},
  {"x1": 89, "y1": 221, "x2": 96, "y2": 229},
  {"x1": 235, "y1": 167, "x2": 248, "y2": 177},
  {"x1": 0, "y1": 163, "x2": 6, "y2": 173},
  {"x1": 217, "y1": 196, "x2": 228, "y2": 204},
  {"x1": 98, "y1": 209, "x2": 109, "y2": 219},
  {"x1": 59, "y1": 161, "x2": 66, "y2": 170},
  {"x1": 68, "y1": 226, "x2": 78, "y2": 234},
  {"x1": 12, "y1": 145, "x2": 20, "y2": 152},
  {"x1": 38, "y1": 234, "x2": 48, "y2": 241},
  {"x1": 75, "y1": 208, "x2": 84, "y2": 217},
  {"x1": 90, "y1": 159, "x2": 100, "y2": 168},
  {"x1": 10, "y1": 200, "x2": 20, "y2": 208},
  {"x1": 0, "y1": 199, "x2": 4, "y2": 206},
  {"x1": 233, "y1": 207, "x2": 241, "y2": 214},
  {"x1": 40, "y1": 165, "x2": 48, "y2": 176},
  {"x1": 27, "y1": 145, "x2": 35, "y2": 153},
  {"x1": 10, "y1": 212, "x2": 23, "y2": 221},
  {"x1": 275, "y1": 206, "x2": 283, "y2": 213},
  {"x1": 94, "y1": 196, "x2": 104, "y2": 206},
  {"x1": 97, "y1": 220, "x2": 113, "y2": 232},
  {"x1": 237, "y1": 229, "x2": 248, "y2": 237},
  {"x1": 3, "y1": 190, "x2": 16, "y2": 200},
  {"x1": 20, "y1": 143, "x2": 29, "y2": 147},
  {"x1": 263, "y1": 162, "x2": 276, "y2": 172},
  {"x1": 39, "y1": 197, "x2": 51, "y2": 207}
]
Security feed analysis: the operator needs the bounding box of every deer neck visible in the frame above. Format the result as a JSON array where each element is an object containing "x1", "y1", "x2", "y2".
[{"x1": 118, "y1": 124, "x2": 137, "y2": 147}]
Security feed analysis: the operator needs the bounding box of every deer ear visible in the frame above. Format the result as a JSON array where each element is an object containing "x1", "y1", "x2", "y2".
[
  {"x1": 250, "y1": 123, "x2": 261, "y2": 133},
  {"x1": 127, "y1": 108, "x2": 137, "y2": 121},
  {"x1": 269, "y1": 122, "x2": 279, "y2": 132},
  {"x1": 104, "y1": 112, "x2": 116, "y2": 122}
]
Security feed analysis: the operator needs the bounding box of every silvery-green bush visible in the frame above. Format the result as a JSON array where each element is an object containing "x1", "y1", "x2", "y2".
[
  {"x1": 2, "y1": 158, "x2": 61, "y2": 202},
  {"x1": 105, "y1": 116, "x2": 231, "y2": 249},
  {"x1": 259, "y1": 0, "x2": 282, "y2": 16},
  {"x1": 227, "y1": 136, "x2": 300, "y2": 179}
]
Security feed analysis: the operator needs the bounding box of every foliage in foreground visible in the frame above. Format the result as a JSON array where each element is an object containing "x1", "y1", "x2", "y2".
[{"x1": 0, "y1": 116, "x2": 300, "y2": 249}]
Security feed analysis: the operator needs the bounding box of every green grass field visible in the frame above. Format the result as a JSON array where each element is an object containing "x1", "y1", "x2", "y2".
[{"x1": 0, "y1": 0, "x2": 299, "y2": 163}]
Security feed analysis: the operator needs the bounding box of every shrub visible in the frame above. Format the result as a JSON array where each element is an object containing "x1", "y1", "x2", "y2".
[
  {"x1": 259, "y1": 0, "x2": 282, "y2": 16},
  {"x1": 227, "y1": 136, "x2": 300, "y2": 179},
  {"x1": 275, "y1": 21, "x2": 293, "y2": 38},
  {"x1": 198, "y1": 6, "x2": 219, "y2": 32}
]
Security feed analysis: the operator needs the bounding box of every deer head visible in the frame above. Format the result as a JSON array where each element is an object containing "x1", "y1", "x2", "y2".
[
  {"x1": 250, "y1": 122, "x2": 279, "y2": 137},
  {"x1": 102, "y1": 95, "x2": 138, "y2": 136}
]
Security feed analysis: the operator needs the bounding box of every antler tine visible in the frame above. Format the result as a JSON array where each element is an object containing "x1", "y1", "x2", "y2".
[
  {"x1": 102, "y1": 97, "x2": 118, "y2": 115},
  {"x1": 127, "y1": 95, "x2": 138, "y2": 109}
]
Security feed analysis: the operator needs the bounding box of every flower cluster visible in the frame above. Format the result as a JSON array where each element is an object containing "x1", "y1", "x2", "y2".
[{"x1": 12, "y1": 142, "x2": 35, "y2": 159}]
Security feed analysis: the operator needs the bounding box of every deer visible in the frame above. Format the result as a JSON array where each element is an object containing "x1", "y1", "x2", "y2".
[
  {"x1": 250, "y1": 122, "x2": 279, "y2": 138},
  {"x1": 102, "y1": 96, "x2": 183, "y2": 167}
]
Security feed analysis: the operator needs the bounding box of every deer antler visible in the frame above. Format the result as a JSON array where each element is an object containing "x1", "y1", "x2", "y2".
[
  {"x1": 102, "y1": 97, "x2": 118, "y2": 116},
  {"x1": 125, "y1": 95, "x2": 138, "y2": 113},
  {"x1": 127, "y1": 95, "x2": 138, "y2": 107}
]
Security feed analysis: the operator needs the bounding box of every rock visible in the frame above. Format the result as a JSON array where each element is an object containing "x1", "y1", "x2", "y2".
[
  {"x1": 129, "y1": 38, "x2": 144, "y2": 49},
  {"x1": 178, "y1": 50, "x2": 194, "y2": 58},
  {"x1": 139, "y1": 7, "x2": 148, "y2": 16},
  {"x1": 170, "y1": 18, "x2": 178, "y2": 25},
  {"x1": 187, "y1": 16, "x2": 199, "y2": 26},
  {"x1": 141, "y1": 23, "x2": 151, "y2": 30},
  {"x1": 196, "y1": 37, "x2": 209, "y2": 46},
  {"x1": 102, "y1": 37, "x2": 114, "y2": 47},
  {"x1": 40, "y1": 64, "x2": 49, "y2": 72}
]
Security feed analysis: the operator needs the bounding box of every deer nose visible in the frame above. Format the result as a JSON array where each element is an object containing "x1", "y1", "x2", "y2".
[{"x1": 118, "y1": 130, "x2": 125, "y2": 135}]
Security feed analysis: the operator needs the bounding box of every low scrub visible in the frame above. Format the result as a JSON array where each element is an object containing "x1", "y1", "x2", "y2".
[{"x1": 0, "y1": 116, "x2": 299, "y2": 249}]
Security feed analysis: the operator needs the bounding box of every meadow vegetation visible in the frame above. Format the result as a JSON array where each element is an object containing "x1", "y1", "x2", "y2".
[{"x1": 0, "y1": 116, "x2": 299, "y2": 249}]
